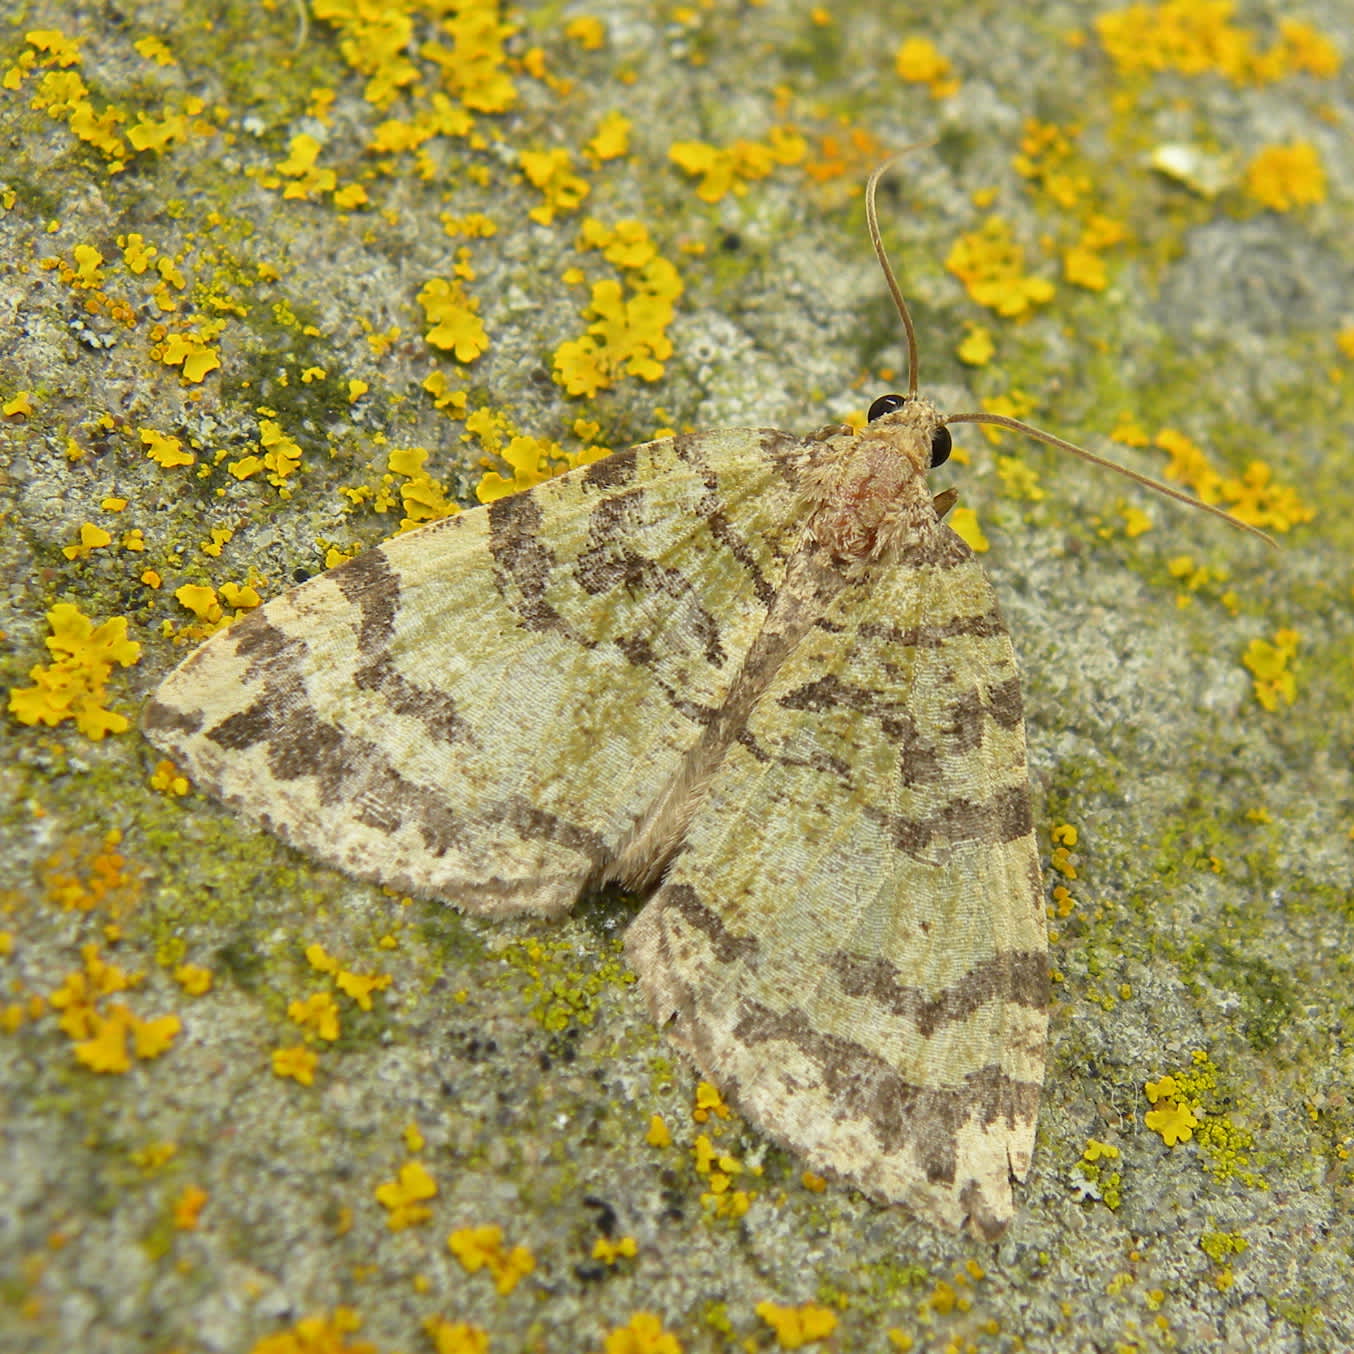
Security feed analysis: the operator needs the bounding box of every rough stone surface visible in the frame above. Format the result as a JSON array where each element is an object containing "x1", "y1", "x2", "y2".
[{"x1": 1, "y1": 2, "x2": 1350, "y2": 1351}]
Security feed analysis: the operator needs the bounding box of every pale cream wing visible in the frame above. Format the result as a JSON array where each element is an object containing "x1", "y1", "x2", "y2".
[
  {"x1": 145, "y1": 430, "x2": 810, "y2": 916},
  {"x1": 625, "y1": 525, "x2": 1047, "y2": 1237}
]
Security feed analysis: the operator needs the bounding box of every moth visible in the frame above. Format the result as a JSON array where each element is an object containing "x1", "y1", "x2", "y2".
[{"x1": 144, "y1": 162, "x2": 1264, "y2": 1238}]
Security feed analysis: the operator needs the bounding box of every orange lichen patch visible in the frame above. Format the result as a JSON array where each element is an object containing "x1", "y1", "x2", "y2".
[
  {"x1": 424, "y1": 1318, "x2": 491, "y2": 1354},
  {"x1": 995, "y1": 454, "x2": 1045, "y2": 504},
  {"x1": 419, "y1": 277, "x2": 489, "y2": 362},
  {"x1": 25, "y1": 60, "x2": 129, "y2": 167},
  {"x1": 447, "y1": 1225, "x2": 535, "y2": 1295},
  {"x1": 754, "y1": 1301, "x2": 838, "y2": 1349},
  {"x1": 948, "y1": 506, "x2": 989, "y2": 553},
  {"x1": 429, "y1": 3, "x2": 518, "y2": 112},
  {"x1": 1013, "y1": 119, "x2": 1091, "y2": 209},
  {"x1": 172, "y1": 584, "x2": 225, "y2": 632},
  {"x1": 130, "y1": 1140, "x2": 178, "y2": 1173},
  {"x1": 70, "y1": 1004, "x2": 138, "y2": 1072},
  {"x1": 300, "y1": 941, "x2": 392, "y2": 1012},
  {"x1": 1242, "y1": 628, "x2": 1300, "y2": 712},
  {"x1": 227, "y1": 417, "x2": 304, "y2": 486},
  {"x1": 134, "y1": 34, "x2": 175, "y2": 67},
  {"x1": 151, "y1": 759, "x2": 191, "y2": 797},
  {"x1": 945, "y1": 218, "x2": 1054, "y2": 317},
  {"x1": 1243, "y1": 142, "x2": 1327, "y2": 211},
  {"x1": 668, "y1": 128, "x2": 806, "y2": 203},
  {"x1": 25, "y1": 29, "x2": 82, "y2": 67},
  {"x1": 311, "y1": 2, "x2": 418, "y2": 107},
  {"x1": 3, "y1": 390, "x2": 34, "y2": 417},
  {"x1": 249, "y1": 1308, "x2": 376, "y2": 1354},
  {"x1": 259, "y1": 419, "x2": 303, "y2": 483},
  {"x1": 596, "y1": 1312, "x2": 683, "y2": 1354},
  {"x1": 692, "y1": 1132, "x2": 754, "y2": 1219},
  {"x1": 1154, "y1": 428, "x2": 1222, "y2": 502},
  {"x1": 375, "y1": 1160, "x2": 438, "y2": 1230},
  {"x1": 565, "y1": 15, "x2": 607, "y2": 50},
  {"x1": 893, "y1": 37, "x2": 959, "y2": 98},
  {"x1": 42, "y1": 831, "x2": 139, "y2": 917},
  {"x1": 955, "y1": 323, "x2": 994, "y2": 367},
  {"x1": 172, "y1": 1184, "x2": 208, "y2": 1230},
  {"x1": 1218, "y1": 460, "x2": 1313, "y2": 532},
  {"x1": 1062, "y1": 214, "x2": 1128, "y2": 291},
  {"x1": 803, "y1": 125, "x2": 888, "y2": 202},
  {"x1": 126, "y1": 97, "x2": 211, "y2": 155},
  {"x1": 1094, "y1": 4, "x2": 1341, "y2": 84},
  {"x1": 9, "y1": 604, "x2": 141, "y2": 739},
  {"x1": 335, "y1": 968, "x2": 391, "y2": 1010},
  {"x1": 306, "y1": 943, "x2": 341, "y2": 975},
  {"x1": 219, "y1": 582, "x2": 262, "y2": 610},
  {"x1": 646, "y1": 1114, "x2": 671, "y2": 1147}
]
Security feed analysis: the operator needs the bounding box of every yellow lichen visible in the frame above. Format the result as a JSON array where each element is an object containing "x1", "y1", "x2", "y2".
[
  {"x1": 288, "y1": 991, "x2": 341, "y2": 1042},
  {"x1": 424, "y1": 1318, "x2": 490, "y2": 1354},
  {"x1": 591, "y1": 1235, "x2": 637, "y2": 1264},
  {"x1": 945, "y1": 218, "x2": 1055, "y2": 317},
  {"x1": 249, "y1": 1308, "x2": 375, "y2": 1354},
  {"x1": 447, "y1": 1224, "x2": 534, "y2": 1295},
  {"x1": 597, "y1": 1312, "x2": 682, "y2": 1354},
  {"x1": 893, "y1": 37, "x2": 959, "y2": 98},
  {"x1": 272, "y1": 1045, "x2": 318, "y2": 1086},
  {"x1": 519, "y1": 148, "x2": 590, "y2": 225},
  {"x1": 754, "y1": 1301, "x2": 838, "y2": 1349},
  {"x1": 1094, "y1": 3, "x2": 1340, "y2": 85},
  {"x1": 375, "y1": 1160, "x2": 438, "y2": 1230},
  {"x1": 8, "y1": 604, "x2": 141, "y2": 739},
  {"x1": 1244, "y1": 142, "x2": 1327, "y2": 211},
  {"x1": 141, "y1": 427, "x2": 195, "y2": 469},
  {"x1": 668, "y1": 129, "x2": 806, "y2": 203},
  {"x1": 1242, "y1": 628, "x2": 1300, "y2": 712},
  {"x1": 419, "y1": 277, "x2": 489, "y2": 362}
]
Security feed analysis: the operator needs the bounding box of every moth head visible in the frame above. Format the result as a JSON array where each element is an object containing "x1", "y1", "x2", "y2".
[{"x1": 867, "y1": 392, "x2": 952, "y2": 469}]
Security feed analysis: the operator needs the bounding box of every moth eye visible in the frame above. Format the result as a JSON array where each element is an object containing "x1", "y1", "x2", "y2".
[
  {"x1": 867, "y1": 393, "x2": 908, "y2": 422},
  {"x1": 930, "y1": 425, "x2": 952, "y2": 468}
]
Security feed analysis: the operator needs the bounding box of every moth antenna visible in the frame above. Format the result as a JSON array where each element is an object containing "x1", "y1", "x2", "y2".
[
  {"x1": 944, "y1": 411, "x2": 1278, "y2": 547},
  {"x1": 866, "y1": 157, "x2": 924, "y2": 398},
  {"x1": 292, "y1": 0, "x2": 309, "y2": 51}
]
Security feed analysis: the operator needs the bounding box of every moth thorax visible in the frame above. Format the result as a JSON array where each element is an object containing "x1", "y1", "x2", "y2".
[{"x1": 811, "y1": 434, "x2": 933, "y2": 564}]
